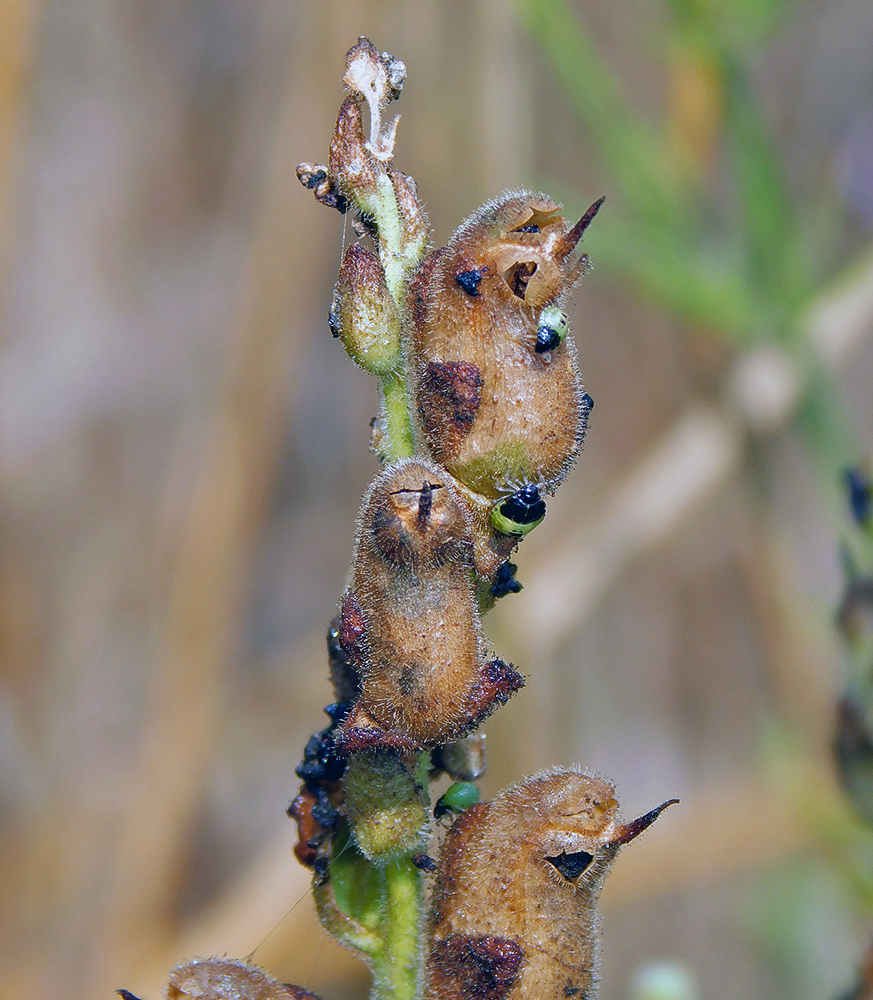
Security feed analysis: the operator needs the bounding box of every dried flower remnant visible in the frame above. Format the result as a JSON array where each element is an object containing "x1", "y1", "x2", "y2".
[
  {"x1": 118, "y1": 957, "x2": 321, "y2": 1000},
  {"x1": 337, "y1": 459, "x2": 523, "y2": 752},
  {"x1": 409, "y1": 192, "x2": 603, "y2": 501},
  {"x1": 425, "y1": 768, "x2": 677, "y2": 1000}
]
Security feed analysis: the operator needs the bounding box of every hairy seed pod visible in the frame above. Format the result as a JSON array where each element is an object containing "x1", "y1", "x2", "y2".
[
  {"x1": 331, "y1": 243, "x2": 401, "y2": 374},
  {"x1": 336, "y1": 459, "x2": 523, "y2": 752},
  {"x1": 118, "y1": 957, "x2": 320, "y2": 1000},
  {"x1": 409, "y1": 192, "x2": 602, "y2": 499},
  {"x1": 425, "y1": 768, "x2": 677, "y2": 1000}
]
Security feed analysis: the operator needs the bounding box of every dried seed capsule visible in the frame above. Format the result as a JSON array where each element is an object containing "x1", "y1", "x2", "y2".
[
  {"x1": 425, "y1": 768, "x2": 677, "y2": 1000},
  {"x1": 118, "y1": 957, "x2": 320, "y2": 1000},
  {"x1": 336, "y1": 459, "x2": 523, "y2": 752},
  {"x1": 410, "y1": 192, "x2": 603, "y2": 500}
]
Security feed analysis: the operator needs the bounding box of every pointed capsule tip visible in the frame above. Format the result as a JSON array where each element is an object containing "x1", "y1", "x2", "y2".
[
  {"x1": 612, "y1": 797, "x2": 679, "y2": 846},
  {"x1": 558, "y1": 195, "x2": 606, "y2": 258}
]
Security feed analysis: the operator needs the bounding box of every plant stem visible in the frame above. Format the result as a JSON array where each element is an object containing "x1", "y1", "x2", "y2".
[
  {"x1": 371, "y1": 857, "x2": 425, "y2": 1000},
  {"x1": 381, "y1": 371, "x2": 415, "y2": 460}
]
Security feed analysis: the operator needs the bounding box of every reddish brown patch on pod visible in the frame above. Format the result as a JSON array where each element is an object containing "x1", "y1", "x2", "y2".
[
  {"x1": 417, "y1": 360, "x2": 483, "y2": 462},
  {"x1": 428, "y1": 934, "x2": 523, "y2": 1000},
  {"x1": 465, "y1": 658, "x2": 524, "y2": 723},
  {"x1": 339, "y1": 593, "x2": 367, "y2": 669}
]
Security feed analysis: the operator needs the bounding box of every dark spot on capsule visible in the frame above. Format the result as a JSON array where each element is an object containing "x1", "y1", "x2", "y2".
[
  {"x1": 429, "y1": 934, "x2": 523, "y2": 1000},
  {"x1": 456, "y1": 268, "x2": 485, "y2": 296},
  {"x1": 499, "y1": 486, "x2": 546, "y2": 527},
  {"x1": 418, "y1": 360, "x2": 483, "y2": 461},
  {"x1": 491, "y1": 561, "x2": 522, "y2": 599},
  {"x1": 564, "y1": 986, "x2": 580, "y2": 996},
  {"x1": 845, "y1": 466, "x2": 871, "y2": 527},
  {"x1": 546, "y1": 850, "x2": 594, "y2": 880},
  {"x1": 413, "y1": 853, "x2": 437, "y2": 872}
]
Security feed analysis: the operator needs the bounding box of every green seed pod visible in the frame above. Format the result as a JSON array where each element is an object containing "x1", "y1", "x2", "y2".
[
  {"x1": 331, "y1": 243, "x2": 401, "y2": 375},
  {"x1": 342, "y1": 751, "x2": 431, "y2": 860}
]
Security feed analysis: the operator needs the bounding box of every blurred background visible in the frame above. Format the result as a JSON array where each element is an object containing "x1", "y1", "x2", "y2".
[{"x1": 2, "y1": 1, "x2": 873, "y2": 998}]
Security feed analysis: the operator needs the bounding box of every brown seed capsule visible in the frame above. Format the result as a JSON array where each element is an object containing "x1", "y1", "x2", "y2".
[
  {"x1": 336, "y1": 459, "x2": 523, "y2": 752},
  {"x1": 118, "y1": 957, "x2": 320, "y2": 1000},
  {"x1": 409, "y1": 192, "x2": 603, "y2": 500},
  {"x1": 425, "y1": 768, "x2": 677, "y2": 1000}
]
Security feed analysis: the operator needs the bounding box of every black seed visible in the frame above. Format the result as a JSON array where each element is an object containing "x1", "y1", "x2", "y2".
[
  {"x1": 514, "y1": 223, "x2": 540, "y2": 233},
  {"x1": 582, "y1": 392, "x2": 594, "y2": 412},
  {"x1": 499, "y1": 486, "x2": 546, "y2": 526},
  {"x1": 491, "y1": 561, "x2": 522, "y2": 599},
  {"x1": 456, "y1": 269, "x2": 484, "y2": 296},
  {"x1": 546, "y1": 850, "x2": 594, "y2": 881},
  {"x1": 324, "y1": 702, "x2": 351, "y2": 723},
  {"x1": 418, "y1": 480, "x2": 433, "y2": 527},
  {"x1": 311, "y1": 789, "x2": 340, "y2": 828}
]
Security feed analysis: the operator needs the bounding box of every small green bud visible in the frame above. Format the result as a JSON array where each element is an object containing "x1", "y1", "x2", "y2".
[
  {"x1": 434, "y1": 781, "x2": 481, "y2": 819},
  {"x1": 490, "y1": 485, "x2": 546, "y2": 537},
  {"x1": 535, "y1": 305, "x2": 569, "y2": 354},
  {"x1": 342, "y1": 751, "x2": 431, "y2": 861},
  {"x1": 333, "y1": 243, "x2": 401, "y2": 375}
]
